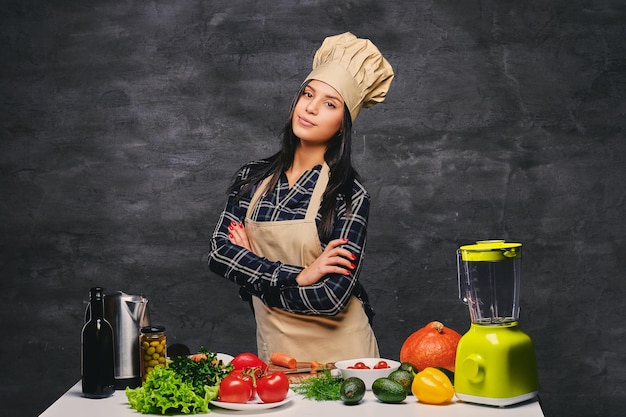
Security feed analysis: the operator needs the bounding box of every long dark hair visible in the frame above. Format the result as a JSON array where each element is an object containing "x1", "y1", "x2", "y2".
[{"x1": 229, "y1": 80, "x2": 359, "y2": 240}]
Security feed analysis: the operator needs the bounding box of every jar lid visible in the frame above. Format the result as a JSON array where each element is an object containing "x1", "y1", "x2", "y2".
[{"x1": 141, "y1": 325, "x2": 165, "y2": 333}]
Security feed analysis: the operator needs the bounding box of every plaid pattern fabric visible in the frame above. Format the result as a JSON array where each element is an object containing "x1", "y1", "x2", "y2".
[{"x1": 208, "y1": 162, "x2": 370, "y2": 316}]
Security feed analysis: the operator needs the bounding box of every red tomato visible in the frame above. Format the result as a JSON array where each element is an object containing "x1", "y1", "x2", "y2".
[
  {"x1": 373, "y1": 360, "x2": 390, "y2": 369},
  {"x1": 348, "y1": 361, "x2": 371, "y2": 369},
  {"x1": 228, "y1": 369, "x2": 257, "y2": 400},
  {"x1": 256, "y1": 372, "x2": 289, "y2": 403},
  {"x1": 230, "y1": 352, "x2": 268, "y2": 373},
  {"x1": 218, "y1": 374, "x2": 253, "y2": 403}
]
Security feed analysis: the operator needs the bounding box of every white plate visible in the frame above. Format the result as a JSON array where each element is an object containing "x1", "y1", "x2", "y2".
[
  {"x1": 215, "y1": 352, "x2": 234, "y2": 363},
  {"x1": 210, "y1": 389, "x2": 294, "y2": 411}
]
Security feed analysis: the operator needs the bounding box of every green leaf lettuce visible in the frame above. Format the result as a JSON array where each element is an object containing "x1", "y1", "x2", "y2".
[{"x1": 126, "y1": 366, "x2": 219, "y2": 414}]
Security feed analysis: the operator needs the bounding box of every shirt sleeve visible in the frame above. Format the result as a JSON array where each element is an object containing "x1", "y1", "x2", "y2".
[
  {"x1": 207, "y1": 166, "x2": 301, "y2": 296},
  {"x1": 207, "y1": 166, "x2": 369, "y2": 316}
]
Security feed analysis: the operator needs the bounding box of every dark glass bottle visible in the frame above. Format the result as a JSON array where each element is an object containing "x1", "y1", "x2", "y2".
[{"x1": 81, "y1": 287, "x2": 115, "y2": 398}]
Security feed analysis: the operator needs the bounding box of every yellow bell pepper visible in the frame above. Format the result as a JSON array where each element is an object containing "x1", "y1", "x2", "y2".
[{"x1": 411, "y1": 367, "x2": 454, "y2": 404}]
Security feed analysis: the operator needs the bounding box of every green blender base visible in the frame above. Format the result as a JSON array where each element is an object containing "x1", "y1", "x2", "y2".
[{"x1": 454, "y1": 322, "x2": 538, "y2": 407}]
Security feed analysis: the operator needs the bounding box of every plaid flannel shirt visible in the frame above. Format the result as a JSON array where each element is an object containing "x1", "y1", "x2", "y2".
[{"x1": 207, "y1": 162, "x2": 370, "y2": 316}]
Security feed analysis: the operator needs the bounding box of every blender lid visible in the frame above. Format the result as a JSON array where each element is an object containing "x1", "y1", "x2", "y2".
[{"x1": 459, "y1": 240, "x2": 521, "y2": 261}]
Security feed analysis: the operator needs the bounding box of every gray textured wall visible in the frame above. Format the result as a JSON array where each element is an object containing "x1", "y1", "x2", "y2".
[{"x1": 1, "y1": 1, "x2": 624, "y2": 416}]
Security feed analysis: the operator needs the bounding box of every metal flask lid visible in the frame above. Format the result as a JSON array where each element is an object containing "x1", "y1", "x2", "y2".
[{"x1": 459, "y1": 240, "x2": 521, "y2": 261}]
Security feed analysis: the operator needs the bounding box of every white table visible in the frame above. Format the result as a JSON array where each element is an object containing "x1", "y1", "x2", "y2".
[{"x1": 39, "y1": 381, "x2": 545, "y2": 417}]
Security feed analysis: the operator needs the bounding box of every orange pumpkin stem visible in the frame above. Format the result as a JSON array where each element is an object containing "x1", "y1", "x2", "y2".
[{"x1": 432, "y1": 321, "x2": 444, "y2": 333}]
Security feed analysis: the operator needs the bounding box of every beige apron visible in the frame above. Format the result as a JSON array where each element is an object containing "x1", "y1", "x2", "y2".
[{"x1": 244, "y1": 163, "x2": 379, "y2": 363}]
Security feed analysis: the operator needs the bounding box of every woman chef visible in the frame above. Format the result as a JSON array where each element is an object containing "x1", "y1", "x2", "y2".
[{"x1": 207, "y1": 32, "x2": 394, "y2": 363}]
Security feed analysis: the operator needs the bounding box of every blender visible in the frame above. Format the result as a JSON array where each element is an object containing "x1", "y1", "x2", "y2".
[{"x1": 455, "y1": 240, "x2": 538, "y2": 406}]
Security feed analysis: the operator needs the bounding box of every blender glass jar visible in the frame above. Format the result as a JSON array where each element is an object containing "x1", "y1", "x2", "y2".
[{"x1": 457, "y1": 240, "x2": 521, "y2": 325}]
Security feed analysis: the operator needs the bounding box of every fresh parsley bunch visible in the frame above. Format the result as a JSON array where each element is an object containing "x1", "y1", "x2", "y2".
[{"x1": 168, "y1": 347, "x2": 233, "y2": 396}]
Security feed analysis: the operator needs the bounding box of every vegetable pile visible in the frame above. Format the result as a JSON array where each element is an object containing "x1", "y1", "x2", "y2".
[
  {"x1": 126, "y1": 348, "x2": 457, "y2": 413},
  {"x1": 126, "y1": 349, "x2": 295, "y2": 414},
  {"x1": 126, "y1": 348, "x2": 232, "y2": 414}
]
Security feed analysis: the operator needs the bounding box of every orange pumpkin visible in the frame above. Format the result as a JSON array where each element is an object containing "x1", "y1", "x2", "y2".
[{"x1": 399, "y1": 321, "x2": 462, "y2": 372}]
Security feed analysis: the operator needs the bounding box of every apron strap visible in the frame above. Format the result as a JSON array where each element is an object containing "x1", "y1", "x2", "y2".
[
  {"x1": 246, "y1": 176, "x2": 272, "y2": 220},
  {"x1": 305, "y1": 163, "x2": 330, "y2": 220}
]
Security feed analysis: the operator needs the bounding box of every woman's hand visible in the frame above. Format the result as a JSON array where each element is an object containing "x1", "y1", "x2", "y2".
[
  {"x1": 228, "y1": 221, "x2": 252, "y2": 251},
  {"x1": 296, "y1": 238, "x2": 356, "y2": 286}
]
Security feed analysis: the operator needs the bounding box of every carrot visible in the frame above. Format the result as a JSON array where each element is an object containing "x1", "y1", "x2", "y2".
[
  {"x1": 310, "y1": 360, "x2": 321, "y2": 374},
  {"x1": 270, "y1": 352, "x2": 297, "y2": 369},
  {"x1": 189, "y1": 353, "x2": 207, "y2": 362}
]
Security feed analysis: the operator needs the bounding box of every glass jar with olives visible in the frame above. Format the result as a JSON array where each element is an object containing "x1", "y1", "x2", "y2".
[{"x1": 139, "y1": 325, "x2": 167, "y2": 381}]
